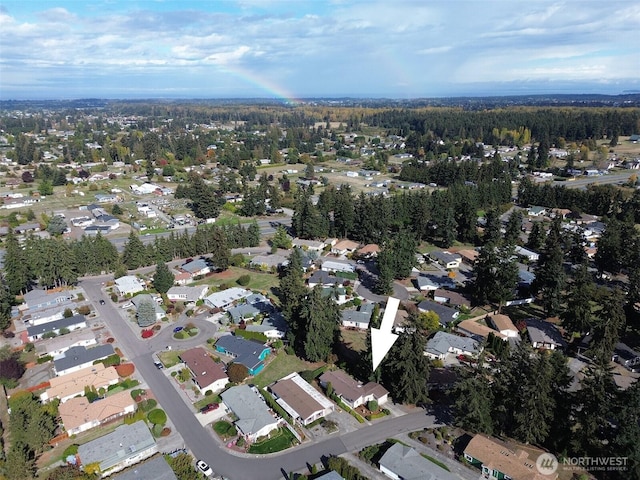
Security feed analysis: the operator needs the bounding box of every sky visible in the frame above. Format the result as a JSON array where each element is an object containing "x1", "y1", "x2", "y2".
[{"x1": 0, "y1": 0, "x2": 639, "y2": 100}]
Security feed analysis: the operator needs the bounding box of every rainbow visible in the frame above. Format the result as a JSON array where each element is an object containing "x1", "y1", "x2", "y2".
[{"x1": 220, "y1": 64, "x2": 301, "y2": 103}]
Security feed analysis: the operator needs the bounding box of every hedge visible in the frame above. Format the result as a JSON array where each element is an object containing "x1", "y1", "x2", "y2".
[
  {"x1": 234, "y1": 330, "x2": 268, "y2": 343},
  {"x1": 261, "y1": 389, "x2": 292, "y2": 423}
]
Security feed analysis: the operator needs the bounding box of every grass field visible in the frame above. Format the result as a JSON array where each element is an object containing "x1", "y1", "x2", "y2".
[
  {"x1": 247, "y1": 427, "x2": 296, "y2": 454},
  {"x1": 196, "y1": 266, "x2": 280, "y2": 296},
  {"x1": 253, "y1": 352, "x2": 321, "y2": 388},
  {"x1": 340, "y1": 328, "x2": 368, "y2": 353}
]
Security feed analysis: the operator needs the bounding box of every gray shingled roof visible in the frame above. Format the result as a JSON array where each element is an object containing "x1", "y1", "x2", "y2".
[
  {"x1": 26, "y1": 314, "x2": 87, "y2": 337},
  {"x1": 220, "y1": 385, "x2": 277, "y2": 437},
  {"x1": 78, "y1": 421, "x2": 156, "y2": 473},
  {"x1": 53, "y1": 344, "x2": 115, "y2": 373},
  {"x1": 215, "y1": 335, "x2": 269, "y2": 371},
  {"x1": 113, "y1": 456, "x2": 177, "y2": 480},
  {"x1": 379, "y1": 442, "x2": 457, "y2": 480}
]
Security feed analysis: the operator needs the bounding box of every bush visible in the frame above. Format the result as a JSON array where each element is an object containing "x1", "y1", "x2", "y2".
[
  {"x1": 147, "y1": 408, "x2": 167, "y2": 425},
  {"x1": 367, "y1": 400, "x2": 378, "y2": 412},
  {"x1": 110, "y1": 293, "x2": 118, "y2": 302},
  {"x1": 141, "y1": 329, "x2": 153, "y2": 338},
  {"x1": 62, "y1": 444, "x2": 79, "y2": 458},
  {"x1": 37, "y1": 355, "x2": 53, "y2": 364},
  {"x1": 24, "y1": 343, "x2": 35, "y2": 353},
  {"x1": 140, "y1": 399, "x2": 157, "y2": 412},
  {"x1": 131, "y1": 388, "x2": 145, "y2": 399},
  {"x1": 236, "y1": 274, "x2": 251, "y2": 286},
  {"x1": 77, "y1": 305, "x2": 91, "y2": 315}
]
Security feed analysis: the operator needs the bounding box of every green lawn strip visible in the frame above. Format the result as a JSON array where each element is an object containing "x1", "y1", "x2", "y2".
[
  {"x1": 193, "y1": 394, "x2": 222, "y2": 411},
  {"x1": 420, "y1": 453, "x2": 451, "y2": 471},
  {"x1": 253, "y1": 352, "x2": 318, "y2": 388},
  {"x1": 157, "y1": 350, "x2": 183, "y2": 367},
  {"x1": 248, "y1": 427, "x2": 296, "y2": 454}
]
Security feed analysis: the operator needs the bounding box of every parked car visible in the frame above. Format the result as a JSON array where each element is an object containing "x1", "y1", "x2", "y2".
[
  {"x1": 99, "y1": 299, "x2": 105, "y2": 305},
  {"x1": 173, "y1": 326, "x2": 183, "y2": 333},
  {"x1": 200, "y1": 403, "x2": 219, "y2": 414},
  {"x1": 154, "y1": 361, "x2": 164, "y2": 369},
  {"x1": 196, "y1": 460, "x2": 213, "y2": 477}
]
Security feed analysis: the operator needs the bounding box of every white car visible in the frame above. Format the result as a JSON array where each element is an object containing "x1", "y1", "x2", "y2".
[{"x1": 196, "y1": 460, "x2": 213, "y2": 477}]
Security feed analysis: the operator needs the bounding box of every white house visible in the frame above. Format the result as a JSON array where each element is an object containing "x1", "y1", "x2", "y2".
[
  {"x1": 114, "y1": 275, "x2": 146, "y2": 296},
  {"x1": 204, "y1": 287, "x2": 252, "y2": 310},
  {"x1": 514, "y1": 246, "x2": 540, "y2": 262},
  {"x1": 220, "y1": 385, "x2": 279, "y2": 442},
  {"x1": 320, "y1": 260, "x2": 355, "y2": 273},
  {"x1": 166, "y1": 285, "x2": 208, "y2": 303},
  {"x1": 269, "y1": 373, "x2": 334, "y2": 426}
]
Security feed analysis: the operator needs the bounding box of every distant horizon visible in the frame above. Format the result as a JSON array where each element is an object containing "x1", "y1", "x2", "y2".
[{"x1": 1, "y1": 0, "x2": 638, "y2": 102}]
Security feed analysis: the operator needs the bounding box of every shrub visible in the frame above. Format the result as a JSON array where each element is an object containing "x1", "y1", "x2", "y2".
[
  {"x1": 62, "y1": 444, "x2": 79, "y2": 458},
  {"x1": 367, "y1": 400, "x2": 379, "y2": 412},
  {"x1": 160, "y1": 427, "x2": 171, "y2": 437},
  {"x1": 110, "y1": 293, "x2": 118, "y2": 302},
  {"x1": 205, "y1": 390, "x2": 213, "y2": 396},
  {"x1": 236, "y1": 274, "x2": 251, "y2": 286},
  {"x1": 147, "y1": 408, "x2": 167, "y2": 425},
  {"x1": 37, "y1": 355, "x2": 53, "y2": 364},
  {"x1": 141, "y1": 329, "x2": 153, "y2": 339},
  {"x1": 227, "y1": 363, "x2": 249, "y2": 383},
  {"x1": 140, "y1": 399, "x2": 157, "y2": 412},
  {"x1": 131, "y1": 389, "x2": 145, "y2": 399},
  {"x1": 152, "y1": 324, "x2": 162, "y2": 331},
  {"x1": 24, "y1": 343, "x2": 35, "y2": 353},
  {"x1": 77, "y1": 305, "x2": 91, "y2": 315}
]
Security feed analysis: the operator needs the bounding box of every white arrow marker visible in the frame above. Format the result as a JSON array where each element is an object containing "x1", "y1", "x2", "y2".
[{"x1": 371, "y1": 296, "x2": 400, "y2": 371}]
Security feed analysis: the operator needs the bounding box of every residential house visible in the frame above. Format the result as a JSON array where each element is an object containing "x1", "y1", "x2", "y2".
[
  {"x1": 514, "y1": 246, "x2": 540, "y2": 262},
  {"x1": 307, "y1": 270, "x2": 340, "y2": 288},
  {"x1": 26, "y1": 314, "x2": 88, "y2": 342},
  {"x1": 415, "y1": 275, "x2": 441, "y2": 292},
  {"x1": 292, "y1": 238, "x2": 325, "y2": 252},
  {"x1": 35, "y1": 329, "x2": 96, "y2": 358},
  {"x1": 457, "y1": 249, "x2": 479, "y2": 265},
  {"x1": 214, "y1": 335, "x2": 270, "y2": 375},
  {"x1": 269, "y1": 373, "x2": 334, "y2": 426},
  {"x1": 417, "y1": 300, "x2": 459, "y2": 326},
  {"x1": 77, "y1": 421, "x2": 157, "y2": 477},
  {"x1": 527, "y1": 206, "x2": 547, "y2": 217},
  {"x1": 463, "y1": 434, "x2": 557, "y2": 480},
  {"x1": 220, "y1": 385, "x2": 279, "y2": 442},
  {"x1": 612, "y1": 343, "x2": 640, "y2": 372},
  {"x1": 84, "y1": 225, "x2": 112, "y2": 236},
  {"x1": 227, "y1": 302, "x2": 271, "y2": 324},
  {"x1": 356, "y1": 244, "x2": 380, "y2": 258},
  {"x1": 23, "y1": 288, "x2": 73, "y2": 311},
  {"x1": 250, "y1": 253, "x2": 288, "y2": 270},
  {"x1": 526, "y1": 318, "x2": 566, "y2": 350},
  {"x1": 40, "y1": 364, "x2": 119, "y2": 403},
  {"x1": 379, "y1": 442, "x2": 457, "y2": 480},
  {"x1": 321, "y1": 285, "x2": 348, "y2": 305},
  {"x1": 424, "y1": 331, "x2": 481, "y2": 360},
  {"x1": 166, "y1": 285, "x2": 208, "y2": 303},
  {"x1": 179, "y1": 259, "x2": 210, "y2": 277},
  {"x1": 114, "y1": 276, "x2": 146, "y2": 296},
  {"x1": 171, "y1": 270, "x2": 192, "y2": 285},
  {"x1": 21, "y1": 300, "x2": 75, "y2": 326},
  {"x1": 331, "y1": 239, "x2": 360, "y2": 256},
  {"x1": 14, "y1": 222, "x2": 41, "y2": 234},
  {"x1": 59, "y1": 390, "x2": 136, "y2": 435},
  {"x1": 341, "y1": 302, "x2": 375, "y2": 329},
  {"x1": 180, "y1": 347, "x2": 229, "y2": 393},
  {"x1": 320, "y1": 260, "x2": 355, "y2": 274},
  {"x1": 315, "y1": 472, "x2": 345, "y2": 480},
  {"x1": 487, "y1": 314, "x2": 519, "y2": 338},
  {"x1": 53, "y1": 344, "x2": 116, "y2": 376},
  {"x1": 429, "y1": 251, "x2": 462, "y2": 269},
  {"x1": 433, "y1": 289, "x2": 471, "y2": 309},
  {"x1": 204, "y1": 287, "x2": 252, "y2": 310},
  {"x1": 245, "y1": 314, "x2": 288, "y2": 339},
  {"x1": 112, "y1": 456, "x2": 178, "y2": 480},
  {"x1": 131, "y1": 293, "x2": 167, "y2": 327},
  {"x1": 319, "y1": 370, "x2": 388, "y2": 409},
  {"x1": 457, "y1": 319, "x2": 508, "y2": 342}
]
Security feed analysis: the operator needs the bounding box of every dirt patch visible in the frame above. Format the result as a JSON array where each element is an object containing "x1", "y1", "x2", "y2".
[{"x1": 212, "y1": 269, "x2": 236, "y2": 280}]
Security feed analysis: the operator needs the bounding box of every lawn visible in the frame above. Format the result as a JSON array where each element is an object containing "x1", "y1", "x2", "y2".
[
  {"x1": 253, "y1": 352, "x2": 321, "y2": 388},
  {"x1": 196, "y1": 267, "x2": 280, "y2": 296},
  {"x1": 340, "y1": 328, "x2": 368, "y2": 353},
  {"x1": 248, "y1": 427, "x2": 297, "y2": 454},
  {"x1": 157, "y1": 350, "x2": 184, "y2": 367}
]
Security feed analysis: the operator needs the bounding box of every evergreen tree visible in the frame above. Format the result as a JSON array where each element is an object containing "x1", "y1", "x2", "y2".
[
  {"x1": 503, "y1": 209, "x2": 523, "y2": 246},
  {"x1": 298, "y1": 287, "x2": 340, "y2": 362},
  {"x1": 136, "y1": 298, "x2": 157, "y2": 327},
  {"x1": 381, "y1": 322, "x2": 430, "y2": 404},
  {"x1": 471, "y1": 243, "x2": 519, "y2": 308},
  {"x1": 278, "y1": 249, "x2": 307, "y2": 337},
  {"x1": 533, "y1": 218, "x2": 565, "y2": 316},
  {"x1": 375, "y1": 247, "x2": 394, "y2": 295},
  {"x1": 270, "y1": 226, "x2": 292, "y2": 250},
  {"x1": 452, "y1": 368, "x2": 494, "y2": 434},
  {"x1": 4, "y1": 229, "x2": 31, "y2": 295},
  {"x1": 121, "y1": 231, "x2": 148, "y2": 270},
  {"x1": 588, "y1": 288, "x2": 626, "y2": 365},
  {"x1": 482, "y1": 209, "x2": 502, "y2": 246},
  {"x1": 526, "y1": 222, "x2": 546, "y2": 251},
  {"x1": 152, "y1": 261, "x2": 175, "y2": 294},
  {"x1": 561, "y1": 263, "x2": 595, "y2": 334}
]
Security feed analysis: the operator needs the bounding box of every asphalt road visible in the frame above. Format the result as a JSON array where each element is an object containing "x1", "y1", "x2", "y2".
[
  {"x1": 553, "y1": 170, "x2": 637, "y2": 190},
  {"x1": 81, "y1": 276, "x2": 439, "y2": 480}
]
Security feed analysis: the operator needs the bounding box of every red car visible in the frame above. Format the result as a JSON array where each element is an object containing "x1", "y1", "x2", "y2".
[{"x1": 200, "y1": 403, "x2": 219, "y2": 414}]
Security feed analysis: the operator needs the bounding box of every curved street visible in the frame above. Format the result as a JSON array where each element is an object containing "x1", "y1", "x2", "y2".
[{"x1": 81, "y1": 276, "x2": 438, "y2": 480}]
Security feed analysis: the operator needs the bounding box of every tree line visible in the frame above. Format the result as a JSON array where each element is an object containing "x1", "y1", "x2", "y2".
[{"x1": 2, "y1": 222, "x2": 259, "y2": 296}]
